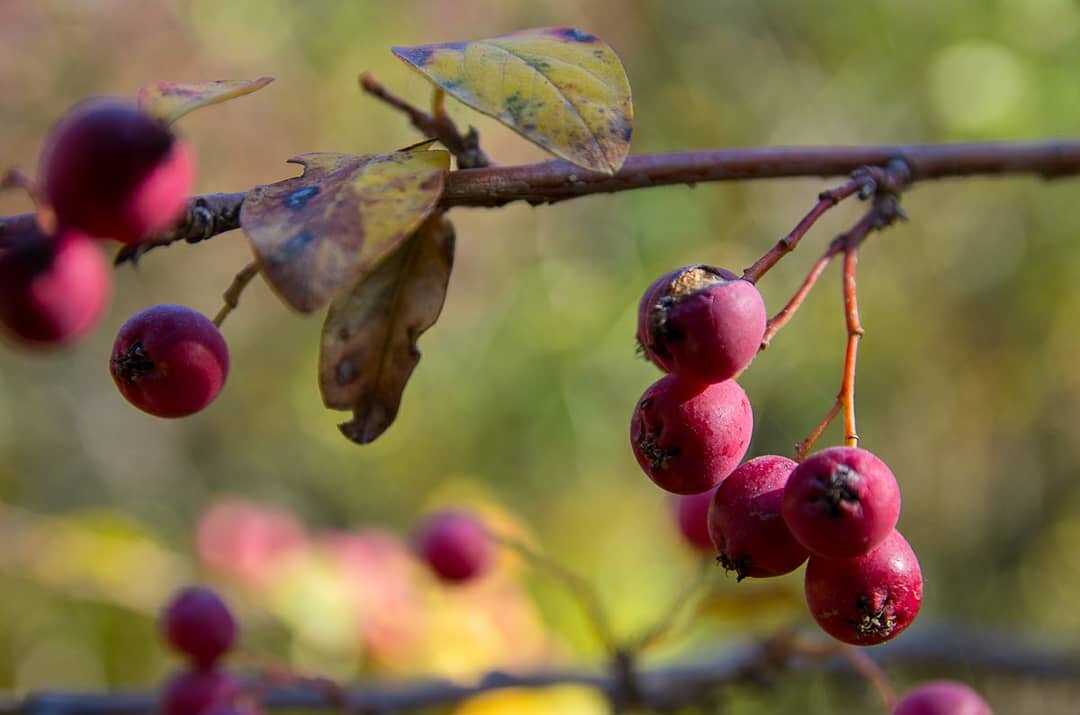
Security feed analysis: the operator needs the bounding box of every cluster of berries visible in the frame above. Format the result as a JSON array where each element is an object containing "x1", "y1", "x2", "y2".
[
  {"x1": 1, "y1": 99, "x2": 230, "y2": 418},
  {"x1": 632, "y1": 265, "x2": 921, "y2": 646},
  {"x1": 159, "y1": 586, "x2": 251, "y2": 715}
]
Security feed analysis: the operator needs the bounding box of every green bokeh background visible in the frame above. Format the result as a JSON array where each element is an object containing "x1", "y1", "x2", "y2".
[{"x1": 2, "y1": 1, "x2": 1080, "y2": 712}]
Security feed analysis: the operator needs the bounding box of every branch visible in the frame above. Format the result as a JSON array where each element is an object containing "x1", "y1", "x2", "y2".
[
  {"x1": 2, "y1": 141, "x2": 1078, "y2": 255},
  {"x1": 2, "y1": 624, "x2": 1076, "y2": 715}
]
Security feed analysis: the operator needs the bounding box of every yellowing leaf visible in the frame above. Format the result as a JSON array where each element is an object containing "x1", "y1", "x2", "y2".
[
  {"x1": 241, "y1": 149, "x2": 449, "y2": 313},
  {"x1": 137, "y1": 77, "x2": 274, "y2": 124},
  {"x1": 393, "y1": 27, "x2": 633, "y2": 174},
  {"x1": 320, "y1": 213, "x2": 455, "y2": 444}
]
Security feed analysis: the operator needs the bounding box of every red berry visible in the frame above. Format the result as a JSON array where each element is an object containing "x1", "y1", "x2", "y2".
[
  {"x1": 415, "y1": 510, "x2": 492, "y2": 584},
  {"x1": 708, "y1": 455, "x2": 809, "y2": 579},
  {"x1": 782, "y1": 446, "x2": 901, "y2": 559},
  {"x1": 630, "y1": 375, "x2": 753, "y2": 495},
  {"x1": 671, "y1": 489, "x2": 716, "y2": 551},
  {"x1": 162, "y1": 586, "x2": 238, "y2": 667},
  {"x1": 41, "y1": 98, "x2": 194, "y2": 244},
  {"x1": 0, "y1": 228, "x2": 110, "y2": 347},
  {"x1": 159, "y1": 669, "x2": 238, "y2": 715},
  {"x1": 893, "y1": 680, "x2": 993, "y2": 715},
  {"x1": 109, "y1": 304, "x2": 229, "y2": 418},
  {"x1": 804, "y1": 529, "x2": 922, "y2": 646},
  {"x1": 637, "y1": 265, "x2": 766, "y2": 383}
]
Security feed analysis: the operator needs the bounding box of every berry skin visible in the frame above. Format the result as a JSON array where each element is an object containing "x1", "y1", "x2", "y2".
[
  {"x1": 708, "y1": 455, "x2": 809, "y2": 579},
  {"x1": 415, "y1": 510, "x2": 493, "y2": 584},
  {"x1": 41, "y1": 98, "x2": 194, "y2": 244},
  {"x1": 637, "y1": 265, "x2": 766, "y2": 383},
  {"x1": 161, "y1": 586, "x2": 238, "y2": 667},
  {"x1": 782, "y1": 446, "x2": 901, "y2": 559},
  {"x1": 630, "y1": 375, "x2": 753, "y2": 495},
  {"x1": 671, "y1": 489, "x2": 717, "y2": 551},
  {"x1": 804, "y1": 529, "x2": 922, "y2": 646},
  {"x1": 893, "y1": 681, "x2": 993, "y2": 715},
  {"x1": 109, "y1": 304, "x2": 229, "y2": 418},
  {"x1": 0, "y1": 228, "x2": 110, "y2": 348},
  {"x1": 159, "y1": 669, "x2": 238, "y2": 715}
]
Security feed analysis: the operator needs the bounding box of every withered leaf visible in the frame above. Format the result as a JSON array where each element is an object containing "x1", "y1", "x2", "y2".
[
  {"x1": 137, "y1": 77, "x2": 274, "y2": 124},
  {"x1": 393, "y1": 27, "x2": 633, "y2": 174},
  {"x1": 240, "y1": 149, "x2": 449, "y2": 313},
  {"x1": 320, "y1": 212, "x2": 455, "y2": 444}
]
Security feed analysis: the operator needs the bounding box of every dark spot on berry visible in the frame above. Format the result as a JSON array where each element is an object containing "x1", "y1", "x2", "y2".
[
  {"x1": 111, "y1": 341, "x2": 156, "y2": 382},
  {"x1": 854, "y1": 593, "x2": 897, "y2": 638},
  {"x1": 814, "y1": 463, "x2": 861, "y2": 518}
]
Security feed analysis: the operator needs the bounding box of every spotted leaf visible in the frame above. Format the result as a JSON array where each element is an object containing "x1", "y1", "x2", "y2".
[
  {"x1": 240, "y1": 149, "x2": 449, "y2": 313},
  {"x1": 137, "y1": 77, "x2": 274, "y2": 124},
  {"x1": 320, "y1": 212, "x2": 455, "y2": 445},
  {"x1": 393, "y1": 27, "x2": 632, "y2": 174}
]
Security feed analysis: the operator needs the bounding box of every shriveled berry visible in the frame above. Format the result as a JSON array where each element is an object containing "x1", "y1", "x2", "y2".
[
  {"x1": 893, "y1": 680, "x2": 993, "y2": 715},
  {"x1": 162, "y1": 586, "x2": 237, "y2": 667},
  {"x1": 41, "y1": 98, "x2": 194, "y2": 244},
  {"x1": 782, "y1": 446, "x2": 901, "y2": 559},
  {"x1": 804, "y1": 529, "x2": 922, "y2": 646},
  {"x1": 159, "y1": 669, "x2": 238, "y2": 715},
  {"x1": 415, "y1": 510, "x2": 492, "y2": 584},
  {"x1": 708, "y1": 455, "x2": 808, "y2": 579},
  {"x1": 0, "y1": 228, "x2": 110, "y2": 347},
  {"x1": 671, "y1": 489, "x2": 716, "y2": 551},
  {"x1": 637, "y1": 265, "x2": 766, "y2": 383},
  {"x1": 110, "y1": 304, "x2": 229, "y2": 418},
  {"x1": 630, "y1": 375, "x2": 753, "y2": 495}
]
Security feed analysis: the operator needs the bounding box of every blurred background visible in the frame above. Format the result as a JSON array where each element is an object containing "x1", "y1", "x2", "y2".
[{"x1": 2, "y1": 1, "x2": 1080, "y2": 713}]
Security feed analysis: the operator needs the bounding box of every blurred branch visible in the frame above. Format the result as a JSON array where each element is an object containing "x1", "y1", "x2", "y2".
[
  {"x1": 2, "y1": 624, "x2": 1078, "y2": 715},
  {"x1": 2, "y1": 141, "x2": 1079, "y2": 256}
]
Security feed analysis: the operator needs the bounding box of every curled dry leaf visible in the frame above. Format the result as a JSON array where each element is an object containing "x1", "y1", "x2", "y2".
[
  {"x1": 137, "y1": 77, "x2": 274, "y2": 124},
  {"x1": 393, "y1": 27, "x2": 633, "y2": 175},
  {"x1": 240, "y1": 149, "x2": 449, "y2": 313},
  {"x1": 320, "y1": 212, "x2": 455, "y2": 444}
]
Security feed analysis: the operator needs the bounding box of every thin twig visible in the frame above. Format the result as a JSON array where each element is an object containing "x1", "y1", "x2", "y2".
[
  {"x1": 212, "y1": 261, "x2": 260, "y2": 328},
  {"x1": 2, "y1": 141, "x2": 1080, "y2": 250},
  {"x1": 359, "y1": 73, "x2": 490, "y2": 168},
  {"x1": 5, "y1": 623, "x2": 1076, "y2": 715},
  {"x1": 630, "y1": 555, "x2": 714, "y2": 652},
  {"x1": 489, "y1": 532, "x2": 618, "y2": 654}
]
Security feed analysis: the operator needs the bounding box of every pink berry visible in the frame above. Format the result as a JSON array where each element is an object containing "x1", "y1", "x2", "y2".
[
  {"x1": 415, "y1": 510, "x2": 492, "y2": 584},
  {"x1": 782, "y1": 446, "x2": 901, "y2": 559},
  {"x1": 630, "y1": 375, "x2": 753, "y2": 495},
  {"x1": 162, "y1": 586, "x2": 238, "y2": 667},
  {"x1": 41, "y1": 98, "x2": 194, "y2": 244},
  {"x1": 893, "y1": 681, "x2": 993, "y2": 715},
  {"x1": 159, "y1": 669, "x2": 238, "y2": 715},
  {"x1": 0, "y1": 228, "x2": 110, "y2": 347},
  {"x1": 109, "y1": 304, "x2": 229, "y2": 418},
  {"x1": 804, "y1": 529, "x2": 922, "y2": 646},
  {"x1": 637, "y1": 265, "x2": 766, "y2": 383},
  {"x1": 671, "y1": 489, "x2": 716, "y2": 551},
  {"x1": 708, "y1": 455, "x2": 809, "y2": 579}
]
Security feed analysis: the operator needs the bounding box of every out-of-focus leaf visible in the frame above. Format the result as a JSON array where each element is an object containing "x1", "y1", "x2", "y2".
[
  {"x1": 695, "y1": 582, "x2": 802, "y2": 623},
  {"x1": 393, "y1": 27, "x2": 633, "y2": 174},
  {"x1": 241, "y1": 149, "x2": 449, "y2": 313},
  {"x1": 137, "y1": 77, "x2": 274, "y2": 124},
  {"x1": 320, "y1": 212, "x2": 455, "y2": 444}
]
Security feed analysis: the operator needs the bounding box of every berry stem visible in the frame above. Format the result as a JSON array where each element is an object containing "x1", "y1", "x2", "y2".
[
  {"x1": 742, "y1": 174, "x2": 863, "y2": 284},
  {"x1": 760, "y1": 245, "x2": 841, "y2": 350},
  {"x1": 488, "y1": 531, "x2": 618, "y2": 654},
  {"x1": 359, "y1": 72, "x2": 491, "y2": 169},
  {"x1": 841, "y1": 247, "x2": 863, "y2": 448},
  {"x1": 213, "y1": 261, "x2": 261, "y2": 328}
]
